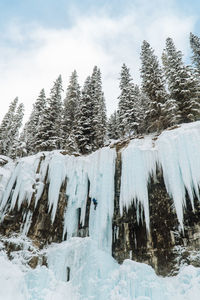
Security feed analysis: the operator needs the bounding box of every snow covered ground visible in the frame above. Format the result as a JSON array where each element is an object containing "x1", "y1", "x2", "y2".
[
  {"x1": 0, "y1": 235, "x2": 200, "y2": 300},
  {"x1": 1, "y1": 121, "x2": 200, "y2": 299}
]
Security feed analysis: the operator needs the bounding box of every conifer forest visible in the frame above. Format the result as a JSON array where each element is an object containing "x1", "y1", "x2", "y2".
[{"x1": 1, "y1": 33, "x2": 200, "y2": 158}]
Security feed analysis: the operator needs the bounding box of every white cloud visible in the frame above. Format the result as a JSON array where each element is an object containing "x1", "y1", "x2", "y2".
[{"x1": 0, "y1": 1, "x2": 197, "y2": 123}]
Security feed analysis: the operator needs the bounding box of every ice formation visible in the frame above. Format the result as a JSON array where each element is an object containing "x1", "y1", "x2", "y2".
[
  {"x1": 0, "y1": 147, "x2": 116, "y2": 252},
  {"x1": 120, "y1": 136, "x2": 157, "y2": 232},
  {"x1": 0, "y1": 122, "x2": 200, "y2": 298},
  {"x1": 1, "y1": 235, "x2": 200, "y2": 299},
  {"x1": 120, "y1": 121, "x2": 200, "y2": 231},
  {"x1": 1, "y1": 122, "x2": 200, "y2": 235}
]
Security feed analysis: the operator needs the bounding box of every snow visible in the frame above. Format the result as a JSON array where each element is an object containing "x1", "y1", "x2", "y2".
[
  {"x1": 0, "y1": 254, "x2": 28, "y2": 300},
  {"x1": 0, "y1": 235, "x2": 200, "y2": 299},
  {"x1": 120, "y1": 121, "x2": 200, "y2": 231}
]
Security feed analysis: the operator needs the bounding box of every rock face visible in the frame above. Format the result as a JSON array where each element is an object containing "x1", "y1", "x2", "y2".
[
  {"x1": 1, "y1": 141, "x2": 200, "y2": 276},
  {"x1": 112, "y1": 150, "x2": 200, "y2": 276}
]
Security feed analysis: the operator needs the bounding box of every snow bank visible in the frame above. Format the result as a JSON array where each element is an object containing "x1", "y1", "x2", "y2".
[
  {"x1": 1, "y1": 236, "x2": 200, "y2": 300},
  {"x1": 0, "y1": 254, "x2": 28, "y2": 300}
]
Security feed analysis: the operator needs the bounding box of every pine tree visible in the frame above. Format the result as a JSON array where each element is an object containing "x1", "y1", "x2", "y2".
[
  {"x1": 8, "y1": 103, "x2": 24, "y2": 158},
  {"x1": 140, "y1": 41, "x2": 168, "y2": 132},
  {"x1": 90, "y1": 67, "x2": 107, "y2": 150},
  {"x1": 35, "y1": 75, "x2": 63, "y2": 151},
  {"x1": 118, "y1": 64, "x2": 140, "y2": 137},
  {"x1": 75, "y1": 76, "x2": 93, "y2": 154},
  {"x1": 75, "y1": 67, "x2": 107, "y2": 154},
  {"x1": 20, "y1": 89, "x2": 46, "y2": 155},
  {"x1": 162, "y1": 37, "x2": 200, "y2": 123},
  {"x1": 190, "y1": 32, "x2": 200, "y2": 74},
  {"x1": 34, "y1": 104, "x2": 52, "y2": 152},
  {"x1": 31, "y1": 89, "x2": 47, "y2": 152},
  {"x1": 62, "y1": 70, "x2": 80, "y2": 152},
  {"x1": 0, "y1": 97, "x2": 18, "y2": 155},
  {"x1": 107, "y1": 110, "x2": 120, "y2": 140},
  {"x1": 65, "y1": 132, "x2": 78, "y2": 154},
  {"x1": 161, "y1": 98, "x2": 182, "y2": 128},
  {"x1": 132, "y1": 87, "x2": 149, "y2": 134}
]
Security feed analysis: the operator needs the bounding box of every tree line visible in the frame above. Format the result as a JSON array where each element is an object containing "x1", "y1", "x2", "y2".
[{"x1": 1, "y1": 33, "x2": 200, "y2": 158}]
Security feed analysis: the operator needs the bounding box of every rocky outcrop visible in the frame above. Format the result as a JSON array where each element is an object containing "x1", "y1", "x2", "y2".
[{"x1": 112, "y1": 150, "x2": 200, "y2": 276}]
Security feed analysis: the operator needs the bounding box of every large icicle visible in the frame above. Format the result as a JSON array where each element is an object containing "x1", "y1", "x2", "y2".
[
  {"x1": 157, "y1": 122, "x2": 200, "y2": 230},
  {"x1": 0, "y1": 155, "x2": 41, "y2": 219},
  {"x1": 88, "y1": 147, "x2": 116, "y2": 252},
  {"x1": 120, "y1": 137, "x2": 157, "y2": 232},
  {"x1": 120, "y1": 121, "x2": 200, "y2": 232},
  {"x1": 62, "y1": 155, "x2": 89, "y2": 240},
  {"x1": 47, "y1": 152, "x2": 67, "y2": 223},
  {"x1": 63, "y1": 147, "x2": 116, "y2": 253},
  {"x1": 0, "y1": 156, "x2": 14, "y2": 205}
]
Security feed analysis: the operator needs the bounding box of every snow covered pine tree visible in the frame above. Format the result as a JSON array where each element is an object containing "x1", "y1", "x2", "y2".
[
  {"x1": 162, "y1": 37, "x2": 200, "y2": 123},
  {"x1": 140, "y1": 41, "x2": 168, "y2": 132}
]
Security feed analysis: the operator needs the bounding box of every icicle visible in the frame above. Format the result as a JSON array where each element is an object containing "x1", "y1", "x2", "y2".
[
  {"x1": 62, "y1": 147, "x2": 116, "y2": 253},
  {"x1": 47, "y1": 153, "x2": 67, "y2": 223},
  {"x1": 157, "y1": 121, "x2": 200, "y2": 231},
  {"x1": 120, "y1": 121, "x2": 200, "y2": 232},
  {"x1": 120, "y1": 137, "x2": 157, "y2": 232},
  {"x1": 0, "y1": 155, "x2": 41, "y2": 219},
  {"x1": 21, "y1": 211, "x2": 33, "y2": 236},
  {"x1": 88, "y1": 147, "x2": 116, "y2": 252}
]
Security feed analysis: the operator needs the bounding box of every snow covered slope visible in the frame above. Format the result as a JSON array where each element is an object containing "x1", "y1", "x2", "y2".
[{"x1": 1, "y1": 235, "x2": 200, "y2": 300}]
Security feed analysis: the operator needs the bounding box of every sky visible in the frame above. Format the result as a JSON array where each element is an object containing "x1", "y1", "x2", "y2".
[{"x1": 0, "y1": 0, "x2": 200, "y2": 122}]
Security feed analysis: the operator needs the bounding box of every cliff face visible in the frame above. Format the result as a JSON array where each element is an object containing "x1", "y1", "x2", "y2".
[
  {"x1": 112, "y1": 152, "x2": 200, "y2": 275},
  {"x1": 1, "y1": 122, "x2": 200, "y2": 276}
]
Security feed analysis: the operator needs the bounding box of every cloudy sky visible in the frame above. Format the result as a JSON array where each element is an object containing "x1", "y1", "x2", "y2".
[{"x1": 0, "y1": 0, "x2": 199, "y2": 122}]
